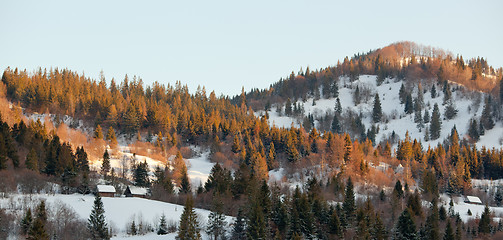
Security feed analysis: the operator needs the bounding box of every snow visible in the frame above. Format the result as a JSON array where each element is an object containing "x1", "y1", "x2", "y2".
[
  {"x1": 126, "y1": 186, "x2": 148, "y2": 195},
  {"x1": 466, "y1": 196, "x2": 482, "y2": 204},
  {"x1": 256, "y1": 75, "x2": 503, "y2": 150},
  {"x1": 439, "y1": 194, "x2": 503, "y2": 223},
  {"x1": 97, "y1": 185, "x2": 116, "y2": 193},
  {"x1": 0, "y1": 193, "x2": 234, "y2": 239},
  {"x1": 91, "y1": 146, "x2": 215, "y2": 190}
]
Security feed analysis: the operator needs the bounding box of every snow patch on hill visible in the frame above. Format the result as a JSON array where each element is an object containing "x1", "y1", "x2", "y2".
[{"x1": 257, "y1": 75, "x2": 503, "y2": 149}]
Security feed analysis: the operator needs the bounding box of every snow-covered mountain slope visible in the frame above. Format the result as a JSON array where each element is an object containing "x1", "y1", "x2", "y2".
[{"x1": 257, "y1": 75, "x2": 502, "y2": 149}]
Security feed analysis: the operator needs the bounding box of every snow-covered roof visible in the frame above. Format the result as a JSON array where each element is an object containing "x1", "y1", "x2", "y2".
[
  {"x1": 466, "y1": 196, "x2": 482, "y2": 204},
  {"x1": 128, "y1": 186, "x2": 148, "y2": 195},
  {"x1": 97, "y1": 185, "x2": 116, "y2": 193}
]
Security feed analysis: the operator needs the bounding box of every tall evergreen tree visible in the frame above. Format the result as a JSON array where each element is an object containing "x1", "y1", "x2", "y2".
[
  {"x1": 94, "y1": 125, "x2": 104, "y2": 139},
  {"x1": 405, "y1": 93, "x2": 414, "y2": 114},
  {"x1": 443, "y1": 221, "x2": 454, "y2": 240},
  {"x1": 343, "y1": 177, "x2": 356, "y2": 224},
  {"x1": 395, "y1": 209, "x2": 417, "y2": 240},
  {"x1": 372, "y1": 93, "x2": 383, "y2": 123},
  {"x1": 399, "y1": 83, "x2": 407, "y2": 104},
  {"x1": 21, "y1": 208, "x2": 33, "y2": 235},
  {"x1": 179, "y1": 165, "x2": 191, "y2": 194},
  {"x1": 101, "y1": 149, "x2": 111, "y2": 179},
  {"x1": 28, "y1": 201, "x2": 48, "y2": 240},
  {"x1": 331, "y1": 114, "x2": 342, "y2": 134},
  {"x1": 479, "y1": 205, "x2": 492, "y2": 234},
  {"x1": 88, "y1": 195, "x2": 109, "y2": 240},
  {"x1": 25, "y1": 148, "x2": 38, "y2": 171},
  {"x1": 481, "y1": 96, "x2": 495, "y2": 130},
  {"x1": 230, "y1": 208, "x2": 246, "y2": 240},
  {"x1": 206, "y1": 200, "x2": 227, "y2": 240},
  {"x1": 430, "y1": 103, "x2": 442, "y2": 140},
  {"x1": 176, "y1": 196, "x2": 201, "y2": 240},
  {"x1": 133, "y1": 160, "x2": 150, "y2": 187}
]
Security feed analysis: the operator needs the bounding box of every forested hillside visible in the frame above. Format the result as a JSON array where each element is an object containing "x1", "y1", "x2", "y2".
[{"x1": 1, "y1": 41, "x2": 503, "y2": 239}]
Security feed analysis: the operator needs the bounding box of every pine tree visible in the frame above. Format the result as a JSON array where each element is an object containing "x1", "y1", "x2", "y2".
[
  {"x1": 129, "y1": 220, "x2": 137, "y2": 235},
  {"x1": 423, "y1": 109, "x2": 430, "y2": 123},
  {"x1": 176, "y1": 196, "x2": 201, "y2": 240},
  {"x1": 479, "y1": 205, "x2": 492, "y2": 234},
  {"x1": 285, "y1": 98, "x2": 292, "y2": 116},
  {"x1": 231, "y1": 208, "x2": 246, "y2": 240},
  {"x1": 444, "y1": 102, "x2": 458, "y2": 120},
  {"x1": 21, "y1": 208, "x2": 32, "y2": 235},
  {"x1": 106, "y1": 127, "x2": 117, "y2": 145},
  {"x1": 430, "y1": 103, "x2": 442, "y2": 140},
  {"x1": 394, "y1": 180, "x2": 404, "y2": 199},
  {"x1": 133, "y1": 160, "x2": 150, "y2": 187},
  {"x1": 231, "y1": 135, "x2": 240, "y2": 153},
  {"x1": 335, "y1": 97, "x2": 342, "y2": 115},
  {"x1": 331, "y1": 114, "x2": 342, "y2": 134},
  {"x1": 405, "y1": 93, "x2": 414, "y2": 114},
  {"x1": 443, "y1": 221, "x2": 454, "y2": 240},
  {"x1": 372, "y1": 93, "x2": 383, "y2": 123},
  {"x1": 179, "y1": 165, "x2": 191, "y2": 194},
  {"x1": 157, "y1": 214, "x2": 168, "y2": 235},
  {"x1": 481, "y1": 96, "x2": 495, "y2": 130},
  {"x1": 94, "y1": 125, "x2": 104, "y2": 139},
  {"x1": 431, "y1": 84, "x2": 437, "y2": 98},
  {"x1": 343, "y1": 134, "x2": 352, "y2": 164},
  {"x1": 206, "y1": 200, "x2": 227, "y2": 240},
  {"x1": 399, "y1": 83, "x2": 407, "y2": 104},
  {"x1": 395, "y1": 209, "x2": 417, "y2": 240},
  {"x1": 371, "y1": 212, "x2": 387, "y2": 240},
  {"x1": 88, "y1": 195, "x2": 109, "y2": 240},
  {"x1": 354, "y1": 85, "x2": 361, "y2": 105},
  {"x1": 101, "y1": 149, "x2": 111, "y2": 179},
  {"x1": 424, "y1": 198, "x2": 440, "y2": 240},
  {"x1": 25, "y1": 148, "x2": 38, "y2": 171},
  {"x1": 343, "y1": 177, "x2": 356, "y2": 224},
  {"x1": 28, "y1": 201, "x2": 49, "y2": 240},
  {"x1": 468, "y1": 119, "x2": 480, "y2": 141}
]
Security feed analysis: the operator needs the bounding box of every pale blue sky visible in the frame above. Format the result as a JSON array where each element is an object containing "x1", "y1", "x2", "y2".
[{"x1": 1, "y1": 0, "x2": 502, "y2": 96}]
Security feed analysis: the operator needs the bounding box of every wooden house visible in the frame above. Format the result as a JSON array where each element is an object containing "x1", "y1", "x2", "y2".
[
  {"x1": 124, "y1": 186, "x2": 149, "y2": 198},
  {"x1": 97, "y1": 185, "x2": 116, "y2": 197}
]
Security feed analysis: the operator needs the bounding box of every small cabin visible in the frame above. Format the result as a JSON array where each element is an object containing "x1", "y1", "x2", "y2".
[
  {"x1": 124, "y1": 186, "x2": 149, "y2": 198},
  {"x1": 97, "y1": 185, "x2": 116, "y2": 198},
  {"x1": 465, "y1": 195, "x2": 483, "y2": 205}
]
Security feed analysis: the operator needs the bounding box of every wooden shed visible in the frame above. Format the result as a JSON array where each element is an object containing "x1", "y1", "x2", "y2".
[
  {"x1": 97, "y1": 185, "x2": 116, "y2": 197},
  {"x1": 465, "y1": 195, "x2": 483, "y2": 205},
  {"x1": 124, "y1": 186, "x2": 149, "y2": 198}
]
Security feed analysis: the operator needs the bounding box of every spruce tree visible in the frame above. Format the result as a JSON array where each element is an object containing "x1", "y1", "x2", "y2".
[
  {"x1": 25, "y1": 148, "x2": 38, "y2": 171},
  {"x1": 133, "y1": 160, "x2": 150, "y2": 187},
  {"x1": 231, "y1": 208, "x2": 246, "y2": 240},
  {"x1": 28, "y1": 201, "x2": 49, "y2": 240},
  {"x1": 405, "y1": 93, "x2": 414, "y2": 114},
  {"x1": 430, "y1": 103, "x2": 442, "y2": 140},
  {"x1": 157, "y1": 214, "x2": 168, "y2": 235},
  {"x1": 343, "y1": 177, "x2": 356, "y2": 224},
  {"x1": 331, "y1": 114, "x2": 342, "y2": 134},
  {"x1": 21, "y1": 208, "x2": 33, "y2": 235},
  {"x1": 395, "y1": 209, "x2": 417, "y2": 240},
  {"x1": 179, "y1": 165, "x2": 191, "y2": 194},
  {"x1": 176, "y1": 196, "x2": 201, "y2": 240},
  {"x1": 88, "y1": 195, "x2": 109, "y2": 240},
  {"x1": 101, "y1": 149, "x2": 111, "y2": 179},
  {"x1": 399, "y1": 83, "x2": 407, "y2": 104},
  {"x1": 431, "y1": 84, "x2": 437, "y2": 98},
  {"x1": 468, "y1": 119, "x2": 480, "y2": 141},
  {"x1": 443, "y1": 221, "x2": 454, "y2": 240},
  {"x1": 481, "y1": 96, "x2": 495, "y2": 130},
  {"x1": 106, "y1": 127, "x2": 117, "y2": 145},
  {"x1": 444, "y1": 102, "x2": 458, "y2": 120},
  {"x1": 206, "y1": 200, "x2": 227, "y2": 240},
  {"x1": 94, "y1": 125, "x2": 104, "y2": 139},
  {"x1": 372, "y1": 93, "x2": 382, "y2": 123},
  {"x1": 479, "y1": 205, "x2": 492, "y2": 234}
]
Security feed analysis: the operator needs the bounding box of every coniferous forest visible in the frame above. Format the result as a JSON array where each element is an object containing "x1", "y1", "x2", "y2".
[{"x1": 1, "y1": 41, "x2": 503, "y2": 239}]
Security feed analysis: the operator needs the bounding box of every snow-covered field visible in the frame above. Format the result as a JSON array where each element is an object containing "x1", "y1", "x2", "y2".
[
  {"x1": 91, "y1": 146, "x2": 215, "y2": 190},
  {"x1": 439, "y1": 194, "x2": 503, "y2": 223},
  {"x1": 0, "y1": 193, "x2": 234, "y2": 240},
  {"x1": 257, "y1": 75, "x2": 503, "y2": 150}
]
